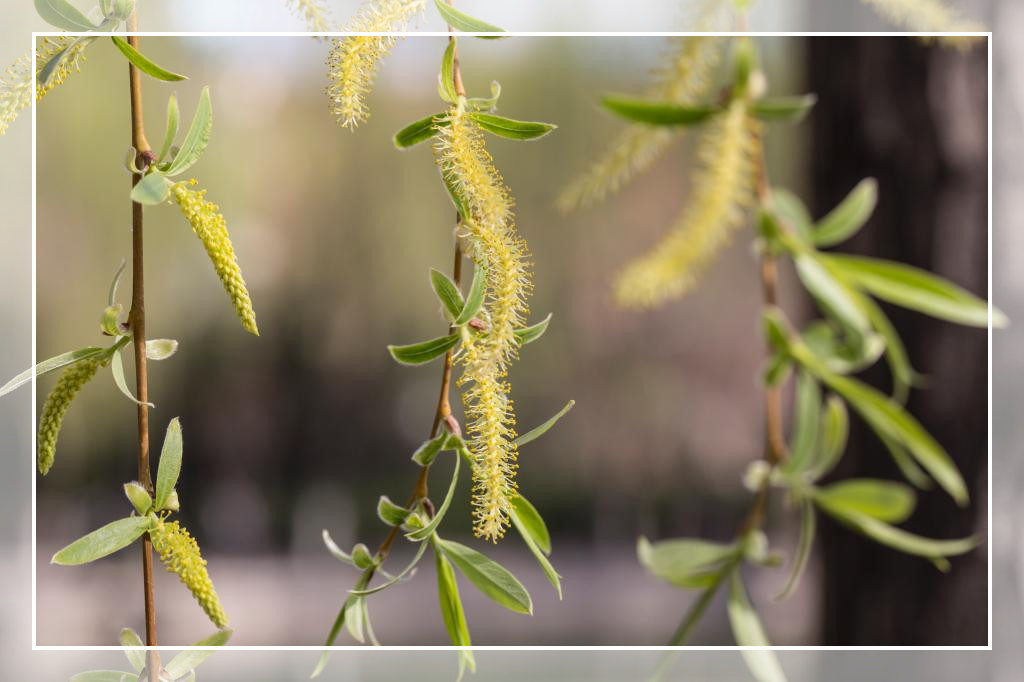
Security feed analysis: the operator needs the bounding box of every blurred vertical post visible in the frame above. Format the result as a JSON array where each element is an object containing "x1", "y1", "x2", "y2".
[{"x1": 808, "y1": 36, "x2": 989, "y2": 645}]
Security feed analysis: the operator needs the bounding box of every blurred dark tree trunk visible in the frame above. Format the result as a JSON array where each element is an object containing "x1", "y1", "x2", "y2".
[{"x1": 808, "y1": 37, "x2": 989, "y2": 645}]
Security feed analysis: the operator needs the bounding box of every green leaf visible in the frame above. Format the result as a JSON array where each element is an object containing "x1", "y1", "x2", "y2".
[
  {"x1": 751, "y1": 94, "x2": 817, "y2": 123},
  {"x1": 774, "y1": 500, "x2": 815, "y2": 601},
  {"x1": 387, "y1": 333, "x2": 459, "y2": 365},
  {"x1": 321, "y1": 529, "x2": 354, "y2": 565},
  {"x1": 110, "y1": 37, "x2": 188, "y2": 82},
  {"x1": 394, "y1": 114, "x2": 446, "y2": 149},
  {"x1": 350, "y1": 540, "x2": 429, "y2": 596},
  {"x1": 118, "y1": 628, "x2": 144, "y2": 672},
  {"x1": 851, "y1": 286, "x2": 916, "y2": 401},
  {"x1": 808, "y1": 394, "x2": 848, "y2": 480},
  {"x1": 433, "y1": 0, "x2": 505, "y2": 36},
  {"x1": 601, "y1": 94, "x2": 720, "y2": 126},
  {"x1": 406, "y1": 454, "x2": 460, "y2": 541},
  {"x1": 454, "y1": 265, "x2": 486, "y2": 325},
  {"x1": 100, "y1": 304, "x2": 123, "y2": 337},
  {"x1": 37, "y1": 36, "x2": 96, "y2": 89},
  {"x1": 164, "y1": 86, "x2": 213, "y2": 177},
  {"x1": 783, "y1": 370, "x2": 820, "y2": 474},
  {"x1": 440, "y1": 39, "x2": 457, "y2": 102},
  {"x1": 793, "y1": 343, "x2": 968, "y2": 505},
  {"x1": 510, "y1": 503, "x2": 562, "y2": 599},
  {"x1": 795, "y1": 254, "x2": 872, "y2": 343},
  {"x1": 155, "y1": 418, "x2": 183, "y2": 511},
  {"x1": 312, "y1": 572, "x2": 370, "y2": 677},
  {"x1": 515, "y1": 313, "x2": 552, "y2": 346},
  {"x1": 509, "y1": 495, "x2": 551, "y2": 554},
  {"x1": 157, "y1": 94, "x2": 181, "y2": 164},
  {"x1": 430, "y1": 268, "x2": 465, "y2": 320},
  {"x1": 815, "y1": 479, "x2": 916, "y2": 524},
  {"x1": 351, "y1": 543, "x2": 374, "y2": 569},
  {"x1": 514, "y1": 400, "x2": 575, "y2": 448},
  {"x1": 35, "y1": 0, "x2": 96, "y2": 30},
  {"x1": 164, "y1": 629, "x2": 232, "y2": 678},
  {"x1": 107, "y1": 258, "x2": 127, "y2": 307},
  {"x1": 813, "y1": 178, "x2": 878, "y2": 248},
  {"x1": 345, "y1": 596, "x2": 366, "y2": 643},
  {"x1": 0, "y1": 346, "x2": 108, "y2": 398},
  {"x1": 376, "y1": 495, "x2": 409, "y2": 527},
  {"x1": 52, "y1": 516, "x2": 153, "y2": 565},
  {"x1": 801, "y1": 320, "x2": 884, "y2": 376},
  {"x1": 130, "y1": 171, "x2": 172, "y2": 205},
  {"x1": 878, "y1": 428, "x2": 934, "y2": 490},
  {"x1": 638, "y1": 536, "x2": 739, "y2": 589},
  {"x1": 824, "y1": 254, "x2": 1005, "y2": 328},
  {"x1": 123, "y1": 482, "x2": 152, "y2": 515},
  {"x1": 412, "y1": 431, "x2": 452, "y2": 466},
  {"x1": 145, "y1": 339, "x2": 179, "y2": 361},
  {"x1": 727, "y1": 572, "x2": 788, "y2": 682},
  {"x1": 771, "y1": 189, "x2": 814, "y2": 242},
  {"x1": 815, "y1": 496, "x2": 977, "y2": 564},
  {"x1": 440, "y1": 165, "x2": 472, "y2": 219},
  {"x1": 69, "y1": 672, "x2": 136, "y2": 682},
  {"x1": 436, "y1": 538, "x2": 533, "y2": 614},
  {"x1": 468, "y1": 112, "x2": 557, "y2": 141},
  {"x1": 110, "y1": 348, "x2": 154, "y2": 407},
  {"x1": 434, "y1": 544, "x2": 476, "y2": 678},
  {"x1": 466, "y1": 80, "x2": 502, "y2": 112}
]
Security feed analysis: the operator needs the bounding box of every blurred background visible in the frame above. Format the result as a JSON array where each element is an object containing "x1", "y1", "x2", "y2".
[{"x1": 18, "y1": 33, "x2": 989, "y2": 648}]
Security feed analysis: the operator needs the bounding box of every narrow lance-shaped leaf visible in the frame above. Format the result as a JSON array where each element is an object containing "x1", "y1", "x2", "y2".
[
  {"x1": 774, "y1": 500, "x2": 815, "y2": 600},
  {"x1": 35, "y1": 0, "x2": 96, "y2": 30},
  {"x1": 750, "y1": 94, "x2": 817, "y2": 123},
  {"x1": 783, "y1": 370, "x2": 820, "y2": 474},
  {"x1": 111, "y1": 348, "x2": 154, "y2": 407},
  {"x1": 515, "y1": 313, "x2": 552, "y2": 346},
  {"x1": 164, "y1": 86, "x2": 213, "y2": 177},
  {"x1": 813, "y1": 178, "x2": 877, "y2": 248},
  {"x1": 638, "y1": 536, "x2": 739, "y2": 589},
  {"x1": 815, "y1": 479, "x2": 916, "y2": 524},
  {"x1": 433, "y1": 0, "x2": 505, "y2": 36},
  {"x1": 468, "y1": 112, "x2": 557, "y2": 141},
  {"x1": 433, "y1": 542, "x2": 476, "y2": 679},
  {"x1": 430, "y1": 268, "x2": 465, "y2": 320},
  {"x1": 110, "y1": 37, "x2": 188, "y2": 82},
  {"x1": 157, "y1": 94, "x2": 181, "y2": 164},
  {"x1": 394, "y1": 114, "x2": 446, "y2": 149},
  {"x1": 118, "y1": 628, "x2": 144, "y2": 673},
  {"x1": 727, "y1": 571, "x2": 788, "y2": 682},
  {"x1": 0, "y1": 346, "x2": 108, "y2": 398},
  {"x1": 440, "y1": 39, "x2": 457, "y2": 102},
  {"x1": 601, "y1": 94, "x2": 720, "y2": 126},
  {"x1": 407, "y1": 453, "x2": 460, "y2": 541},
  {"x1": 163, "y1": 629, "x2": 233, "y2": 679},
  {"x1": 155, "y1": 417, "x2": 183, "y2": 510},
  {"x1": 436, "y1": 538, "x2": 533, "y2": 614},
  {"x1": 52, "y1": 516, "x2": 153, "y2": 565},
  {"x1": 509, "y1": 495, "x2": 551, "y2": 554},
  {"x1": 387, "y1": 333, "x2": 459, "y2": 365},
  {"x1": 514, "y1": 400, "x2": 575, "y2": 448},
  {"x1": 130, "y1": 171, "x2": 172, "y2": 205},
  {"x1": 510, "y1": 504, "x2": 562, "y2": 599},
  {"x1": 808, "y1": 394, "x2": 848, "y2": 480},
  {"x1": 350, "y1": 541, "x2": 430, "y2": 596},
  {"x1": 454, "y1": 265, "x2": 486, "y2": 325}
]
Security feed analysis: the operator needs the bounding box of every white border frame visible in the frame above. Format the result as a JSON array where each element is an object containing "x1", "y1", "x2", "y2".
[{"x1": 30, "y1": 29, "x2": 995, "y2": 653}]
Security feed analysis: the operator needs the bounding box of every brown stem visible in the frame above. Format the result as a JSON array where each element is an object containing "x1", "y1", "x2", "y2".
[{"x1": 126, "y1": 13, "x2": 158, "y2": 681}]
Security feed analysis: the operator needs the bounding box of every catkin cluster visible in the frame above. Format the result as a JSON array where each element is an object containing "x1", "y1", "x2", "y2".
[
  {"x1": 36, "y1": 36, "x2": 89, "y2": 101},
  {"x1": 860, "y1": 0, "x2": 984, "y2": 34},
  {"x1": 172, "y1": 181, "x2": 259, "y2": 336},
  {"x1": 151, "y1": 519, "x2": 229, "y2": 629},
  {"x1": 615, "y1": 99, "x2": 762, "y2": 308},
  {"x1": 37, "y1": 354, "x2": 109, "y2": 475},
  {"x1": 326, "y1": 0, "x2": 426, "y2": 129},
  {"x1": 435, "y1": 108, "x2": 532, "y2": 542},
  {"x1": 0, "y1": 54, "x2": 32, "y2": 137},
  {"x1": 287, "y1": 0, "x2": 334, "y2": 32},
  {"x1": 558, "y1": 7, "x2": 724, "y2": 211}
]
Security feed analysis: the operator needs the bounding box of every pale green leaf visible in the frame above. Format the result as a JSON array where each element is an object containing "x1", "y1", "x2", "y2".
[
  {"x1": 394, "y1": 114, "x2": 446, "y2": 149},
  {"x1": 111, "y1": 348, "x2": 154, "y2": 407},
  {"x1": 406, "y1": 454, "x2": 460, "y2": 541},
  {"x1": 35, "y1": 0, "x2": 96, "y2": 30},
  {"x1": 350, "y1": 541, "x2": 429, "y2": 596},
  {"x1": 433, "y1": 0, "x2": 505, "y2": 35},
  {"x1": 388, "y1": 334, "x2": 459, "y2": 365},
  {"x1": 436, "y1": 538, "x2": 533, "y2": 614},
  {"x1": 808, "y1": 394, "x2": 848, "y2": 480},
  {"x1": 514, "y1": 400, "x2": 575, "y2": 448},
  {"x1": 751, "y1": 94, "x2": 817, "y2": 123},
  {"x1": 774, "y1": 500, "x2": 815, "y2": 600},
  {"x1": 412, "y1": 431, "x2": 452, "y2": 467},
  {"x1": 440, "y1": 39, "x2": 457, "y2": 102},
  {"x1": 0, "y1": 346, "x2": 108, "y2": 398},
  {"x1": 515, "y1": 313, "x2": 552, "y2": 346},
  {"x1": 110, "y1": 37, "x2": 187, "y2": 82},
  {"x1": 430, "y1": 268, "x2": 465, "y2": 320},
  {"x1": 321, "y1": 529, "x2": 354, "y2": 565},
  {"x1": 468, "y1": 112, "x2": 557, "y2": 140},
  {"x1": 155, "y1": 417, "x2": 183, "y2": 510},
  {"x1": 118, "y1": 628, "x2": 144, "y2": 672},
  {"x1": 157, "y1": 94, "x2": 181, "y2": 164},
  {"x1": 784, "y1": 370, "x2": 820, "y2": 474},
  {"x1": 454, "y1": 265, "x2": 486, "y2": 325},
  {"x1": 52, "y1": 516, "x2": 153, "y2": 565},
  {"x1": 727, "y1": 572, "x2": 788, "y2": 682},
  {"x1": 510, "y1": 504, "x2": 562, "y2": 599},
  {"x1": 130, "y1": 172, "x2": 172, "y2": 205},
  {"x1": 164, "y1": 630, "x2": 232, "y2": 678},
  {"x1": 509, "y1": 495, "x2": 550, "y2": 554},
  {"x1": 164, "y1": 87, "x2": 213, "y2": 177},
  {"x1": 638, "y1": 536, "x2": 740, "y2": 589},
  {"x1": 376, "y1": 495, "x2": 409, "y2": 527},
  {"x1": 813, "y1": 178, "x2": 877, "y2": 247},
  {"x1": 815, "y1": 479, "x2": 916, "y2": 524},
  {"x1": 145, "y1": 339, "x2": 179, "y2": 361},
  {"x1": 601, "y1": 95, "x2": 719, "y2": 126}
]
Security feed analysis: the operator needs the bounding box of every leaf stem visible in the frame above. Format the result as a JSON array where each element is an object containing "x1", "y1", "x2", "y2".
[{"x1": 126, "y1": 11, "x2": 159, "y2": 681}]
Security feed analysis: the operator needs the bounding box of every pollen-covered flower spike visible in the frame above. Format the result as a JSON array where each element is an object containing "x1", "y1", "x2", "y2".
[
  {"x1": 37, "y1": 354, "x2": 110, "y2": 475},
  {"x1": 0, "y1": 54, "x2": 32, "y2": 137},
  {"x1": 615, "y1": 98, "x2": 762, "y2": 309},
  {"x1": 435, "y1": 107, "x2": 532, "y2": 542},
  {"x1": 36, "y1": 36, "x2": 89, "y2": 102},
  {"x1": 172, "y1": 180, "x2": 259, "y2": 335},
  {"x1": 287, "y1": 0, "x2": 334, "y2": 32},
  {"x1": 326, "y1": 0, "x2": 426, "y2": 129},
  {"x1": 151, "y1": 518, "x2": 229, "y2": 629}
]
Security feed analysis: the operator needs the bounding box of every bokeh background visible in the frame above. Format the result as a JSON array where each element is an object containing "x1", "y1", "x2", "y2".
[{"x1": 19, "y1": 33, "x2": 989, "y2": 648}]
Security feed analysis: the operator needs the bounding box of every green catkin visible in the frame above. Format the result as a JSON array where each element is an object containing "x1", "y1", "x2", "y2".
[
  {"x1": 151, "y1": 519, "x2": 229, "y2": 629},
  {"x1": 172, "y1": 181, "x2": 259, "y2": 336},
  {"x1": 37, "y1": 355, "x2": 108, "y2": 475},
  {"x1": 435, "y1": 108, "x2": 531, "y2": 542}
]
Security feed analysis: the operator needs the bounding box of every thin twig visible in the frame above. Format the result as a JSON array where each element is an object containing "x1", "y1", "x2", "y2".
[{"x1": 126, "y1": 11, "x2": 158, "y2": 682}]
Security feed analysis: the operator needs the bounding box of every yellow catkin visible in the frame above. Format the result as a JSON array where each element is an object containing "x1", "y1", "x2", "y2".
[
  {"x1": 35, "y1": 36, "x2": 89, "y2": 102},
  {"x1": 37, "y1": 355, "x2": 109, "y2": 475},
  {"x1": 860, "y1": 0, "x2": 985, "y2": 45},
  {"x1": 435, "y1": 108, "x2": 531, "y2": 542},
  {"x1": 557, "y1": 3, "x2": 725, "y2": 212},
  {"x1": 0, "y1": 53, "x2": 32, "y2": 137},
  {"x1": 326, "y1": 0, "x2": 426, "y2": 129},
  {"x1": 615, "y1": 99, "x2": 761, "y2": 309},
  {"x1": 287, "y1": 0, "x2": 334, "y2": 32},
  {"x1": 172, "y1": 181, "x2": 259, "y2": 336},
  {"x1": 151, "y1": 519, "x2": 229, "y2": 629}
]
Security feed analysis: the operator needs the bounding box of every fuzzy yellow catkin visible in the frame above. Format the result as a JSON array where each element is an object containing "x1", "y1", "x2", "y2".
[
  {"x1": 435, "y1": 108, "x2": 531, "y2": 542},
  {"x1": 859, "y1": 0, "x2": 985, "y2": 44},
  {"x1": 172, "y1": 181, "x2": 259, "y2": 336},
  {"x1": 37, "y1": 355, "x2": 109, "y2": 475},
  {"x1": 557, "y1": 5, "x2": 725, "y2": 212},
  {"x1": 0, "y1": 54, "x2": 32, "y2": 137},
  {"x1": 151, "y1": 519, "x2": 229, "y2": 629},
  {"x1": 615, "y1": 99, "x2": 761, "y2": 309},
  {"x1": 287, "y1": 0, "x2": 334, "y2": 32},
  {"x1": 326, "y1": 0, "x2": 426, "y2": 129},
  {"x1": 35, "y1": 36, "x2": 89, "y2": 101}
]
